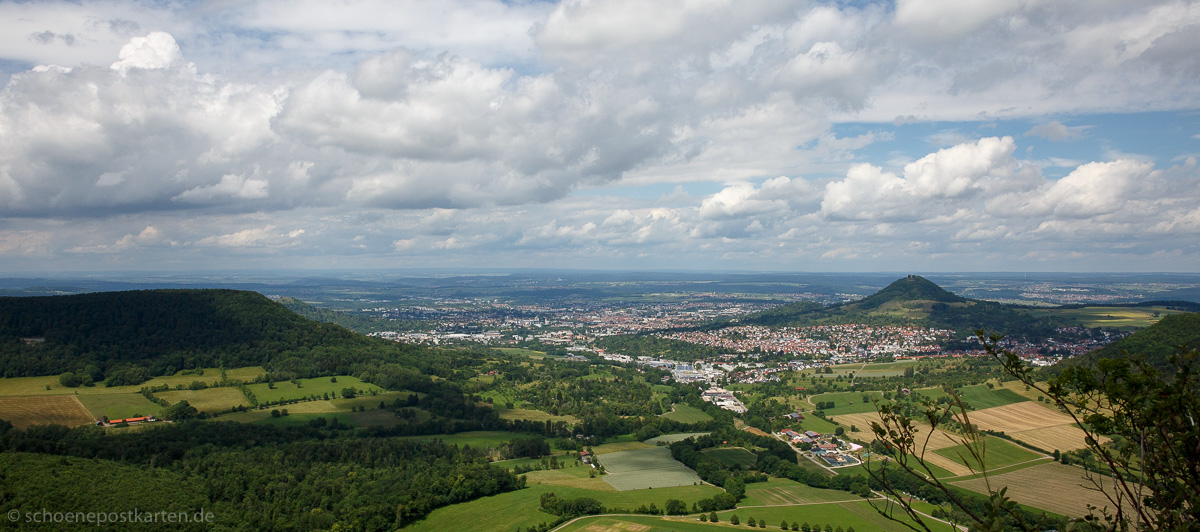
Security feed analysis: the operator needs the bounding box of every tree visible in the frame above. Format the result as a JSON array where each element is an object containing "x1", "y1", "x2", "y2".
[
  {"x1": 710, "y1": 512, "x2": 718, "y2": 523},
  {"x1": 731, "y1": 515, "x2": 740, "y2": 525},
  {"x1": 748, "y1": 516, "x2": 756, "y2": 526},
  {"x1": 341, "y1": 387, "x2": 356, "y2": 399},
  {"x1": 665, "y1": 499, "x2": 687, "y2": 516},
  {"x1": 867, "y1": 330, "x2": 1200, "y2": 531}
]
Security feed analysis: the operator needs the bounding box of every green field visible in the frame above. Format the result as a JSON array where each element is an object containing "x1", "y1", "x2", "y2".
[
  {"x1": 933, "y1": 436, "x2": 1043, "y2": 473},
  {"x1": 954, "y1": 385, "x2": 1029, "y2": 410},
  {"x1": 795, "y1": 415, "x2": 841, "y2": 435},
  {"x1": 157, "y1": 387, "x2": 250, "y2": 414},
  {"x1": 854, "y1": 360, "x2": 921, "y2": 377},
  {"x1": 662, "y1": 404, "x2": 714, "y2": 423},
  {"x1": 701, "y1": 447, "x2": 757, "y2": 468},
  {"x1": 399, "y1": 431, "x2": 528, "y2": 450},
  {"x1": 1026, "y1": 305, "x2": 1185, "y2": 330},
  {"x1": 597, "y1": 446, "x2": 703, "y2": 491},
  {"x1": 0, "y1": 366, "x2": 264, "y2": 397},
  {"x1": 245, "y1": 376, "x2": 384, "y2": 404},
  {"x1": 75, "y1": 393, "x2": 163, "y2": 420},
  {"x1": 741, "y1": 478, "x2": 862, "y2": 506},
  {"x1": 810, "y1": 391, "x2": 885, "y2": 415},
  {"x1": 645, "y1": 432, "x2": 710, "y2": 445}
]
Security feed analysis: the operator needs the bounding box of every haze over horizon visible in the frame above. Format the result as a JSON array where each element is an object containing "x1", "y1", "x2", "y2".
[{"x1": 1, "y1": 0, "x2": 1198, "y2": 273}]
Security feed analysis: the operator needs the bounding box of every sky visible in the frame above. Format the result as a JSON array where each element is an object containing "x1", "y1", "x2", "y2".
[{"x1": 0, "y1": 0, "x2": 1198, "y2": 273}]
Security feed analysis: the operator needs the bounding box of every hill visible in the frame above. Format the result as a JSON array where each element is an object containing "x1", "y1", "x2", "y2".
[
  {"x1": 0, "y1": 289, "x2": 423, "y2": 383},
  {"x1": 1066, "y1": 312, "x2": 1200, "y2": 371},
  {"x1": 742, "y1": 275, "x2": 1059, "y2": 339}
]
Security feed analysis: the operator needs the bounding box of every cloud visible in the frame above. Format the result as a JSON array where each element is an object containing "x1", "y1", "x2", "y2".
[
  {"x1": 193, "y1": 226, "x2": 304, "y2": 248},
  {"x1": 172, "y1": 174, "x2": 269, "y2": 203},
  {"x1": 1024, "y1": 120, "x2": 1090, "y2": 141}
]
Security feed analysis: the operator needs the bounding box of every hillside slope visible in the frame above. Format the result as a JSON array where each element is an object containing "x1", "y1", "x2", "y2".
[{"x1": 0, "y1": 289, "x2": 410, "y2": 381}]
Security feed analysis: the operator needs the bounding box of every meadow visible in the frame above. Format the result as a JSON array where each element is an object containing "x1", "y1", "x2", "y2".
[
  {"x1": 740, "y1": 478, "x2": 861, "y2": 506},
  {"x1": 0, "y1": 395, "x2": 94, "y2": 429},
  {"x1": 809, "y1": 390, "x2": 885, "y2": 415},
  {"x1": 701, "y1": 447, "x2": 757, "y2": 469},
  {"x1": 951, "y1": 461, "x2": 1129, "y2": 518},
  {"x1": 75, "y1": 393, "x2": 163, "y2": 420},
  {"x1": 662, "y1": 404, "x2": 715, "y2": 423},
  {"x1": 597, "y1": 446, "x2": 704, "y2": 491},
  {"x1": 932, "y1": 436, "x2": 1045, "y2": 473},
  {"x1": 245, "y1": 375, "x2": 384, "y2": 403},
  {"x1": 954, "y1": 385, "x2": 1029, "y2": 410}
]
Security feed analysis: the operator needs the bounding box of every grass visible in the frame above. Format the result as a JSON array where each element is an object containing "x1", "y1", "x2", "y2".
[
  {"x1": 75, "y1": 393, "x2": 163, "y2": 420},
  {"x1": 740, "y1": 478, "x2": 862, "y2": 506},
  {"x1": 810, "y1": 391, "x2": 886, "y2": 415},
  {"x1": 0, "y1": 395, "x2": 95, "y2": 428},
  {"x1": 592, "y1": 441, "x2": 653, "y2": 455},
  {"x1": 597, "y1": 446, "x2": 703, "y2": 491},
  {"x1": 157, "y1": 387, "x2": 250, "y2": 414},
  {"x1": 245, "y1": 376, "x2": 385, "y2": 404},
  {"x1": 933, "y1": 436, "x2": 1043, "y2": 473},
  {"x1": 645, "y1": 432, "x2": 710, "y2": 445},
  {"x1": 794, "y1": 415, "x2": 841, "y2": 435},
  {"x1": 954, "y1": 385, "x2": 1030, "y2": 410},
  {"x1": 496, "y1": 407, "x2": 578, "y2": 424},
  {"x1": 701, "y1": 447, "x2": 757, "y2": 468},
  {"x1": 398, "y1": 430, "x2": 526, "y2": 450},
  {"x1": 0, "y1": 367, "x2": 267, "y2": 398},
  {"x1": 714, "y1": 500, "x2": 956, "y2": 532},
  {"x1": 662, "y1": 404, "x2": 715, "y2": 423},
  {"x1": 405, "y1": 482, "x2": 723, "y2": 532}
]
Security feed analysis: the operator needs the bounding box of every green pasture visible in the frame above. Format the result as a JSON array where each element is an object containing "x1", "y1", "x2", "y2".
[
  {"x1": 741, "y1": 478, "x2": 865, "y2": 506},
  {"x1": 157, "y1": 387, "x2": 249, "y2": 414},
  {"x1": 75, "y1": 393, "x2": 163, "y2": 420},
  {"x1": 662, "y1": 404, "x2": 714, "y2": 423},
  {"x1": 645, "y1": 432, "x2": 710, "y2": 445},
  {"x1": 810, "y1": 391, "x2": 886, "y2": 415},
  {"x1": 0, "y1": 367, "x2": 267, "y2": 398},
  {"x1": 597, "y1": 446, "x2": 703, "y2": 491},
  {"x1": 245, "y1": 376, "x2": 384, "y2": 404},
  {"x1": 854, "y1": 359, "x2": 920, "y2": 377},
  {"x1": 701, "y1": 447, "x2": 757, "y2": 468},
  {"x1": 795, "y1": 415, "x2": 841, "y2": 435},
  {"x1": 718, "y1": 500, "x2": 956, "y2": 531},
  {"x1": 399, "y1": 431, "x2": 528, "y2": 450},
  {"x1": 953, "y1": 385, "x2": 1029, "y2": 410},
  {"x1": 933, "y1": 436, "x2": 1043, "y2": 473},
  {"x1": 496, "y1": 407, "x2": 577, "y2": 424},
  {"x1": 255, "y1": 412, "x2": 356, "y2": 428}
]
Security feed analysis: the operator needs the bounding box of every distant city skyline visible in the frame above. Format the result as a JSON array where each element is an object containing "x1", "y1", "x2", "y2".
[{"x1": 1, "y1": 1, "x2": 1198, "y2": 272}]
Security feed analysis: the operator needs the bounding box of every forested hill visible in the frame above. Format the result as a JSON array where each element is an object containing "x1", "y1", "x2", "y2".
[
  {"x1": 0, "y1": 289, "x2": 424, "y2": 382},
  {"x1": 1067, "y1": 312, "x2": 1200, "y2": 371},
  {"x1": 741, "y1": 275, "x2": 1059, "y2": 339}
]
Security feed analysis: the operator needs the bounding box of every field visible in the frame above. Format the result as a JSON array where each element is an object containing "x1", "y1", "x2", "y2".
[
  {"x1": 1026, "y1": 305, "x2": 1184, "y2": 330},
  {"x1": 593, "y1": 441, "x2": 653, "y2": 455},
  {"x1": 954, "y1": 385, "x2": 1029, "y2": 410},
  {"x1": 645, "y1": 432, "x2": 709, "y2": 445},
  {"x1": 405, "y1": 482, "x2": 723, "y2": 532},
  {"x1": 597, "y1": 447, "x2": 703, "y2": 491},
  {"x1": 951, "y1": 461, "x2": 1130, "y2": 518},
  {"x1": 713, "y1": 501, "x2": 956, "y2": 532},
  {"x1": 740, "y1": 478, "x2": 861, "y2": 506},
  {"x1": 245, "y1": 376, "x2": 384, "y2": 403},
  {"x1": 701, "y1": 447, "x2": 757, "y2": 468},
  {"x1": 965, "y1": 402, "x2": 1100, "y2": 451},
  {"x1": 853, "y1": 359, "x2": 920, "y2": 377},
  {"x1": 75, "y1": 393, "x2": 163, "y2": 420},
  {"x1": 0, "y1": 367, "x2": 267, "y2": 397},
  {"x1": 661, "y1": 404, "x2": 714, "y2": 423},
  {"x1": 932, "y1": 436, "x2": 1045, "y2": 473},
  {"x1": 809, "y1": 391, "x2": 885, "y2": 415},
  {"x1": 157, "y1": 387, "x2": 250, "y2": 414},
  {"x1": 0, "y1": 395, "x2": 95, "y2": 428}
]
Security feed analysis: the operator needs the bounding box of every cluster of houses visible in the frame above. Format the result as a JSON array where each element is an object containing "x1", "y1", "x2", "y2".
[
  {"x1": 700, "y1": 387, "x2": 747, "y2": 413},
  {"x1": 779, "y1": 427, "x2": 862, "y2": 468}
]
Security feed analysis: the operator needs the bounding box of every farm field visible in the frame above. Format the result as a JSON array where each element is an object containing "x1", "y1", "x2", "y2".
[
  {"x1": 0, "y1": 395, "x2": 95, "y2": 428},
  {"x1": 662, "y1": 404, "x2": 714, "y2": 423},
  {"x1": 954, "y1": 385, "x2": 1029, "y2": 410},
  {"x1": 810, "y1": 390, "x2": 885, "y2": 415},
  {"x1": 245, "y1": 376, "x2": 384, "y2": 404},
  {"x1": 75, "y1": 393, "x2": 163, "y2": 420},
  {"x1": 157, "y1": 387, "x2": 249, "y2": 414},
  {"x1": 597, "y1": 446, "x2": 703, "y2": 491},
  {"x1": 592, "y1": 440, "x2": 653, "y2": 455},
  {"x1": 712, "y1": 500, "x2": 956, "y2": 532},
  {"x1": 951, "y1": 461, "x2": 1129, "y2": 518},
  {"x1": 854, "y1": 359, "x2": 920, "y2": 377},
  {"x1": 740, "y1": 478, "x2": 862, "y2": 506},
  {"x1": 701, "y1": 447, "x2": 757, "y2": 468},
  {"x1": 932, "y1": 436, "x2": 1045, "y2": 473},
  {"x1": 0, "y1": 367, "x2": 267, "y2": 397},
  {"x1": 406, "y1": 482, "x2": 723, "y2": 532},
  {"x1": 966, "y1": 402, "x2": 1100, "y2": 451},
  {"x1": 645, "y1": 432, "x2": 710, "y2": 445},
  {"x1": 398, "y1": 430, "x2": 526, "y2": 451},
  {"x1": 522, "y1": 468, "x2": 614, "y2": 491},
  {"x1": 255, "y1": 411, "x2": 356, "y2": 428}
]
